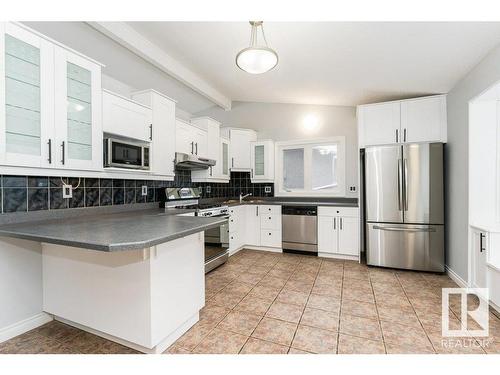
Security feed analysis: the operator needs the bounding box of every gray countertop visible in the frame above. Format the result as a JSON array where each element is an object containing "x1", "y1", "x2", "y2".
[{"x1": 0, "y1": 208, "x2": 225, "y2": 252}]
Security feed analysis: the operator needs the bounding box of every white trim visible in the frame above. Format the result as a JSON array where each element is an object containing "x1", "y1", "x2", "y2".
[
  {"x1": 0, "y1": 165, "x2": 174, "y2": 181},
  {"x1": 87, "y1": 22, "x2": 231, "y2": 110},
  {"x1": 446, "y1": 265, "x2": 468, "y2": 288},
  {"x1": 244, "y1": 245, "x2": 283, "y2": 253},
  {"x1": 132, "y1": 89, "x2": 177, "y2": 104},
  {"x1": 229, "y1": 246, "x2": 244, "y2": 257},
  {"x1": 103, "y1": 89, "x2": 151, "y2": 109},
  {"x1": 55, "y1": 313, "x2": 198, "y2": 354},
  {"x1": 275, "y1": 137, "x2": 346, "y2": 197},
  {"x1": 319, "y1": 252, "x2": 359, "y2": 261},
  {"x1": 0, "y1": 313, "x2": 53, "y2": 344}
]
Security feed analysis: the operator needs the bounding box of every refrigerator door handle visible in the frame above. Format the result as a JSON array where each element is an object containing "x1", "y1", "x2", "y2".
[
  {"x1": 373, "y1": 225, "x2": 437, "y2": 233},
  {"x1": 404, "y1": 158, "x2": 409, "y2": 211},
  {"x1": 397, "y1": 159, "x2": 403, "y2": 211}
]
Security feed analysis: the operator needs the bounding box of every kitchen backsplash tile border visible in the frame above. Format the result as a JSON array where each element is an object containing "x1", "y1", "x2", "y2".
[{"x1": 0, "y1": 171, "x2": 274, "y2": 214}]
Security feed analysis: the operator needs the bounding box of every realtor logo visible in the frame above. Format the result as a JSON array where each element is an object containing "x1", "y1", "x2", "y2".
[{"x1": 442, "y1": 288, "x2": 489, "y2": 337}]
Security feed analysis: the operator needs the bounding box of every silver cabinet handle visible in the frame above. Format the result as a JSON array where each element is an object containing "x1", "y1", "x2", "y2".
[
  {"x1": 373, "y1": 225, "x2": 436, "y2": 233},
  {"x1": 191, "y1": 141, "x2": 194, "y2": 154},
  {"x1": 397, "y1": 159, "x2": 403, "y2": 211},
  {"x1": 333, "y1": 217, "x2": 336, "y2": 230},
  {"x1": 195, "y1": 142, "x2": 198, "y2": 155},
  {"x1": 396, "y1": 129, "x2": 399, "y2": 143},
  {"x1": 340, "y1": 217, "x2": 343, "y2": 230},
  {"x1": 232, "y1": 157, "x2": 234, "y2": 168},
  {"x1": 256, "y1": 206, "x2": 259, "y2": 216},
  {"x1": 210, "y1": 166, "x2": 212, "y2": 176},
  {"x1": 404, "y1": 128, "x2": 407, "y2": 143},
  {"x1": 61, "y1": 141, "x2": 65, "y2": 165},
  {"x1": 404, "y1": 159, "x2": 408, "y2": 211},
  {"x1": 149, "y1": 124, "x2": 153, "y2": 140},
  {"x1": 47, "y1": 139, "x2": 52, "y2": 164}
]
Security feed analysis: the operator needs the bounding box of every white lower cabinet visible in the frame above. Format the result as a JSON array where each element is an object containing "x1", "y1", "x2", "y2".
[
  {"x1": 246, "y1": 205, "x2": 261, "y2": 246},
  {"x1": 260, "y1": 229, "x2": 281, "y2": 248},
  {"x1": 318, "y1": 206, "x2": 359, "y2": 258},
  {"x1": 471, "y1": 227, "x2": 488, "y2": 289},
  {"x1": 228, "y1": 205, "x2": 246, "y2": 253}
]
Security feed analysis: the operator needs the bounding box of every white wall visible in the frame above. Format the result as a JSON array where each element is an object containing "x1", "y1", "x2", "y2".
[
  {"x1": 446, "y1": 43, "x2": 500, "y2": 282},
  {"x1": 196, "y1": 101, "x2": 358, "y2": 198},
  {"x1": 0, "y1": 239, "x2": 44, "y2": 334}
]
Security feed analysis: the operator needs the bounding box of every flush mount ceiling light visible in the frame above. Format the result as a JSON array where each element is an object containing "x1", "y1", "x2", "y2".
[{"x1": 236, "y1": 21, "x2": 278, "y2": 74}]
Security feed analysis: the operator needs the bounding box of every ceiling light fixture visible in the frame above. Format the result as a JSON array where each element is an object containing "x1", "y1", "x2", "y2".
[{"x1": 236, "y1": 21, "x2": 278, "y2": 74}]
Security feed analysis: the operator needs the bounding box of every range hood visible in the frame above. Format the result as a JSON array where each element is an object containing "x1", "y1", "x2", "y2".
[{"x1": 174, "y1": 152, "x2": 216, "y2": 170}]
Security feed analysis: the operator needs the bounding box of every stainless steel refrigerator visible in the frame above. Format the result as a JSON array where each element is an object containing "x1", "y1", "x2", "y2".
[{"x1": 364, "y1": 143, "x2": 444, "y2": 272}]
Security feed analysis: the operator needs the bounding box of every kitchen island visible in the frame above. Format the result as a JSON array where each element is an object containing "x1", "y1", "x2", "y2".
[{"x1": 0, "y1": 209, "x2": 224, "y2": 354}]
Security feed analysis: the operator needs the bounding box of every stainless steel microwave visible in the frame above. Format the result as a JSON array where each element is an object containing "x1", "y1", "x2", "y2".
[{"x1": 103, "y1": 138, "x2": 150, "y2": 170}]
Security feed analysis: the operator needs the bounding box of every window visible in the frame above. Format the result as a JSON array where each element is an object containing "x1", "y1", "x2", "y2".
[{"x1": 276, "y1": 137, "x2": 345, "y2": 196}]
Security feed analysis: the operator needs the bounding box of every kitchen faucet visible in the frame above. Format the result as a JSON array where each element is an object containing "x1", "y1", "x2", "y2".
[{"x1": 239, "y1": 192, "x2": 252, "y2": 203}]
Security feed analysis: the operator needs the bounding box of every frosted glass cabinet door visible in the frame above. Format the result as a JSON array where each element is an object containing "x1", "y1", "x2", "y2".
[
  {"x1": 0, "y1": 22, "x2": 54, "y2": 167},
  {"x1": 221, "y1": 139, "x2": 229, "y2": 177},
  {"x1": 54, "y1": 46, "x2": 102, "y2": 170},
  {"x1": 254, "y1": 145, "x2": 265, "y2": 176}
]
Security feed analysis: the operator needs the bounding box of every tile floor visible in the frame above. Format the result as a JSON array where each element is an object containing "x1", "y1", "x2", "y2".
[{"x1": 1, "y1": 249, "x2": 500, "y2": 354}]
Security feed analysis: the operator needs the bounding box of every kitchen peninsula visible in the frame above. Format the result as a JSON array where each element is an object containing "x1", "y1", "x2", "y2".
[{"x1": 0, "y1": 209, "x2": 225, "y2": 354}]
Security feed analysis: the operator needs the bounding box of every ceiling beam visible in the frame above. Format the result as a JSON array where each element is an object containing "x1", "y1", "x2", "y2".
[{"x1": 87, "y1": 22, "x2": 231, "y2": 110}]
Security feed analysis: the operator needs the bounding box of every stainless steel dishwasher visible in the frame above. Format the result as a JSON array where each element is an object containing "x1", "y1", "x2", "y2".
[{"x1": 282, "y1": 206, "x2": 318, "y2": 253}]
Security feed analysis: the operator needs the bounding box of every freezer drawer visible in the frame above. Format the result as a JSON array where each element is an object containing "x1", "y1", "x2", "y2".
[{"x1": 366, "y1": 223, "x2": 444, "y2": 272}]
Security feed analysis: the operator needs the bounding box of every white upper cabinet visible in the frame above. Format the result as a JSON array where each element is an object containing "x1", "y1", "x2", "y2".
[
  {"x1": 400, "y1": 95, "x2": 447, "y2": 143},
  {"x1": 131, "y1": 90, "x2": 176, "y2": 178},
  {"x1": 0, "y1": 22, "x2": 103, "y2": 171},
  {"x1": 175, "y1": 118, "x2": 207, "y2": 158},
  {"x1": 358, "y1": 95, "x2": 447, "y2": 147},
  {"x1": 54, "y1": 46, "x2": 102, "y2": 170},
  {"x1": 358, "y1": 102, "x2": 400, "y2": 147},
  {"x1": 222, "y1": 127, "x2": 257, "y2": 171},
  {"x1": 191, "y1": 117, "x2": 229, "y2": 182},
  {"x1": 0, "y1": 23, "x2": 54, "y2": 168},
  {"x1": 250, "y1": 139, "x2": 274, "y2": 182},
  {"x1": 103, "y1": 90, "x2": 152, "y2": 142},
  {"x1": 220, "y1": 137, "x2": 230, "y2": 179}
]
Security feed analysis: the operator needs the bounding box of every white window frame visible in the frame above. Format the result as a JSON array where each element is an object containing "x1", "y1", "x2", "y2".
[{"x1": 275, "y1": 137, "x2": 346, "y2": 197}]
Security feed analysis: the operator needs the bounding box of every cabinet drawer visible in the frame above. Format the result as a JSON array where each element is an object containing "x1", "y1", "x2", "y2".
[
  {"x1": 259, "y1": 205, "x2": 281, "y2": 216},
  {"x1": 318, "y1": 206, "x2": 359, "y2": 218},
  {"x1": 260, "y1": 229, "x2": 281, "y2": 248},
  {"x1": 260, "y1": 213, "x2": 281, "y2": 230}
]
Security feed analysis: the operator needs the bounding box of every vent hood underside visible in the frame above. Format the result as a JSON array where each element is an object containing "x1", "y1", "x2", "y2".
[{"x1": 174, "y1": 152, "x2": 216, "y2": 170}]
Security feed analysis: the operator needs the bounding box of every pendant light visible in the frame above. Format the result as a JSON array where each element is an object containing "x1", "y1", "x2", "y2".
[{"x1": 236, "y1": 21, "x2": 278, "y2": 74}]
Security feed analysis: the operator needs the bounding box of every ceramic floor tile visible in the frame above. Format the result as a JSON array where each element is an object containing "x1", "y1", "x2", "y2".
[
  {"x1": 192, "y1": 328, "x2": 248, "y2": 354},
  {"x1": 240, "y1": 337, "x2": 289, "y2": 354},
  {"x1": 174, "y1": 320, "x2": 217, "y2": 351},
  {"x1": 208, "y1": 291, "x2": 245, "y2": 309},
  {"x1": 221, "y1": 281, "x2": 254, "y2": 297},
  {"x1": 238, "y1": 272, "x2": 265, "y2": 285},
  {"x1": 307, "y1": 294, "x2": 341, "y2": 313},
  {"x1": 248, "y1": 284, "x2": 282, "y2": 301},
  {"x1": 276, "y1": 289, "x2": 310, "y2": 307},
  {"x1": 199, "y1": 304, "x2": 232, "y2": 325},
  {"x1": 300, "y1": 307, "x2": 339, "y2": 331},
  {"x1": 259, "y1": 275, "x2": 288, "y2": 289},
  {"x1": 288, "y1": 347, "x2": 313, "y2": 354},
  {"x1": 339, "y1": 314, "x2": 382, "y2": 341},
  {"x1": 380, "y1": 320, "x2": 434, "y2": 352},
  {"x1": 164, "y1": 344, "x2": 191, "y2": 354},
  {"x1": 283, "y1": 279, "x2": 314, "y2": 293},
  {"x1": 266, "y1": 301, "x2": 304, "y2": 323},
  {"x1": 217, "y1": 310, "x2": 262, "y2": 336},
  {"x1": 337, "y1": 334, "x2": 386, "y2": 354},
  {"x1": 341, "y1": 298, "x2": 378, "y2": 319},
  {"x1": 376, "y1": 304, "x2": 421, "y2": 328},
  {"x1": 311, "y1": 283, "x2": 342, "y2": 298},
  {"x1": 235, "y1": 294, "x2": 273, "y2": 316},
  {"x1": 291, "y1": 325, "x2": 338, "y2": 354},
  {"x1": 251, "y1": 317, "x2": 297, "y2": 346}
]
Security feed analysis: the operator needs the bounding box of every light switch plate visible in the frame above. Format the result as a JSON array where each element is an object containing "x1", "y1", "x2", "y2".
[
  {"x1": 62, "y1": 184, "x2": 72, "y2": 198},
  {"x1": 141, "y1": 186, "x2": 148, "y2": 196}
]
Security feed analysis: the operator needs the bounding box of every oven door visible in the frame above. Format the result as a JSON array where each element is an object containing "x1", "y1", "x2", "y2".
[{"x1": 204, "y1": 216, "x2": 229, "y2": 273}]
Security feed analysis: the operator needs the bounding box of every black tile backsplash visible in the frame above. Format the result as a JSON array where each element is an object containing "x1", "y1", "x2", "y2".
[{"x1": 0, "y1": 171, "x2": 274, "y2": 214}]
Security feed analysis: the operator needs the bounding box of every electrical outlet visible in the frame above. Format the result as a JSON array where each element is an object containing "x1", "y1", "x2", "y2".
[
  {"x1": 265, "y1": 186, "x2": 271, "y2": 193},
  {"x1": 62, "y1": 184, "x2": 72, "y2": 198},
  {"x1": 206, "y1": 186, "x2": 211, "y2": 193},
  {"x1": 349, "y1": 186, "x2": 357, "y2": 192},
  {"x1": 141, "y1": 185, "x2": 148, "y2": 196}
]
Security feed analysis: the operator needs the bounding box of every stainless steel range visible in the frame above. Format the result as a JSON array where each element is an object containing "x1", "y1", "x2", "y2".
[{"x1": 160, "y1": 187, "x2": 229, "y2": 273}]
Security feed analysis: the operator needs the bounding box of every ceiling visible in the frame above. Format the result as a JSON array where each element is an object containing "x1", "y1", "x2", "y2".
[{"x1": 128, "y1": 22, "x2": 500, "y2": 107}]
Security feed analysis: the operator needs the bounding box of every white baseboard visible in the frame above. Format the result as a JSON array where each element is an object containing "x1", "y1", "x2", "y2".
[
  {"x1": 319, "y1": 252, "x2": 359, "y2": 261},
  {"x1": 244, "y1": 245, "x2": 283, "y2": 253},
  {"x1": 56, "y1": 312, "x2": 199, "y2": 354},
  {"x1": 446, "y1": 265, "x2": 468, "y2": 288},
  {"x1": 0, "y1": 312, "x2": 53, "y2": 344}
]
